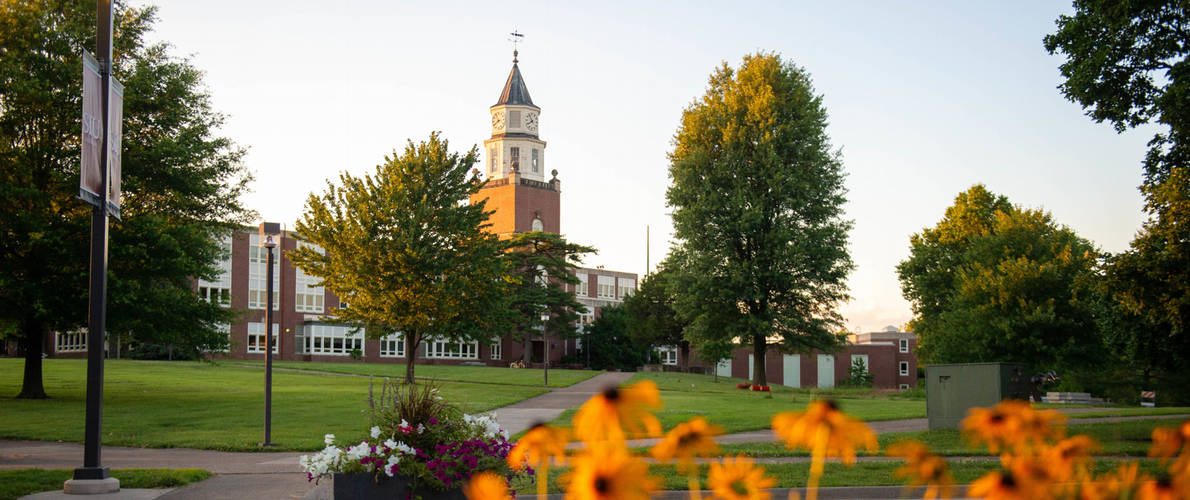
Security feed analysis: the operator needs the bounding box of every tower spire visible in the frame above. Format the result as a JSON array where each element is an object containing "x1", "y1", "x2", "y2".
[{"x1": 509, "y1": 31, "x2": 524, "y2": 63}]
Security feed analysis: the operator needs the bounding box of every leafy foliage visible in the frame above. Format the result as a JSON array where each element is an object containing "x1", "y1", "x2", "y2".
[
  {"x1": 666, "y1": 52, "x2": 853, "y2": 386},
  {"x1": 837, "y1": 357, "x2": 873, "y2": 389},
  {"x1": 624, "y1": 266, "x2": 691, "y2": 370},
  {"x1": 0, "y1": 0, "x2": 254, "y2": 398},
  {"x1": 897, "y1": 185, "x2": 1104, "y2": 370},
  {"x1": 290, "y1": 133, "x2": 509, "y2": 385},
  {"x1": 501, "y1": 231, "x2": 594, "y2": 363},
  {"x1": 581, "y1": 303, "x2": 646, "y2": 371}
]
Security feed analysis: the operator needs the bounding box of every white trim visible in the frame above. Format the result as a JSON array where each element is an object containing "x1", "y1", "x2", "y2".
[
  {"x1": 899, "y1": 361, "x2": 910, "y2": 376},
  {"x1": 899, "y1": 338, "x2": 909, "y2": 353}
]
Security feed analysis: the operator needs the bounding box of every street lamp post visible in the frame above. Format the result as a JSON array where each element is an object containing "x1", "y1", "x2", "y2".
[
  {"x1": 259, "y1": 222, "x2": 279, "y2": 447},
  {"x1": 541, "y1": 311, "x2": 549, "y2": 387}
]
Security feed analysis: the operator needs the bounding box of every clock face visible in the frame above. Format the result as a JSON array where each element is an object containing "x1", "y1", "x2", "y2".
[
  {"x1": 526, "y1": 112, "x2": 538, "y2": 131},
  {"x1": 492, "y1": 112, "x2": 506, "y2": 130}
]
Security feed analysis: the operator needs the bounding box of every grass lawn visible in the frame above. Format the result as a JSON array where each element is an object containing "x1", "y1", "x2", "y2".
[
  {"x1": 713, "y1": 418, "x2": 1187, "y2": 458},
  {"x1": 229, "y1": 360, "x2": 600, "y2": 388},
  {"x1": 0, "y1": 468, "x2": 210, "y2": 500},
  {"x1": 512, "y1": 459, "x2": 1166, "y2": 493},
  {"x1": 0, "y1": 359, "x2": 545, "y2": 452},
  {"x1": 624, "y1": 371, "x2": 895, "y2": 397}
]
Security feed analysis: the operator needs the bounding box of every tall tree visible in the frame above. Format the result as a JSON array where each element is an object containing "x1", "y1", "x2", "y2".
[
  {"x1": 666, "y1": 52, "x2": 854, "y2": 387},
  {"x1": 624, "y1": 266, "x2": 691, "y2": 371},
  {"x1": 897, "y1": 185, "x2": 1103, "y2": 370},
  {"x1": 290, "y1": 133, "x2": 509, "y2": 385},
  {"x1": 580, "y1": 303, "x2": 645, "y2": 371},
  {"x1": 0, "y1": 0, "x2": 254, "y2": 399},
  {"x1": 1045, "y1": 1, "x2": 1190, "y2": 388},
  {"x1": 501, "y1": 231, "x2": 594, "y2": 365}
]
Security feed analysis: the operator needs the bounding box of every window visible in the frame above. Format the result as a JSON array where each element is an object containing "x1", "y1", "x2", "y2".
[
  {"x1": 201, "y1": 323, "x2": 231, "y2": 353},
  {"x1": 380, "y1": 333, "x2": 405, "y2": 358},
  {"x1": 575, "y1": 312, "x2": 594, "y2": 330},
  {"x1": 899, "y1": 338, "x2": 909, "y2": 353},
  {"x1": 532, "y1": 149, "x2": 539, "y2": 172},
  {"x1": 490, "y1": 338, "x2": 502, "y2": 360},
  {"x1": 509, "y1": 110, "x2": 521, "y2": 129},
  {"x1": 489, "y1": 147, "x2": 497, "y2": 173},
  {"x1": 659, "y1": 347, "x2": 678, "y2": 365},
  {"x1": 618, "y1": 278, "x2": 636, "y2": 299},
  {"x1": 510, "y1": 147, "x2": 520, "y2": 169},
  {"x1": 576, "y1": 274, "x2": 588, "y2": 296},
  {"x1": 295, "y1": 242, "x2": 325, "y2": 313},
  {"x1": 302, "y1": 324, "x2": 363, "y2": 356},
  {"x1": 899, "y1": 361, "x2": 910, "y2": 376},
  {"x1": 899, "y1": 384, "x2": 910, "y2": 390},
  {"x1": 248, "y1": 234, "x2": 279, "y2": 310},
  {"x1": 597, "y1": 275, "x2": 616, "y2": 299},
  {"x1": 247, "y1": 322, "x2": 279, "y2": 354},
  {"x1": 56, "y1": 331, "x2": 87, "y2": 352},
  {"x1": 426, "y1": 339, "x2": 478, "y2": 359},
  {"x1": 198, "y1": 236, "x2": 233, "y2": 306},
  {"x1": 531, "y1": 218, "x2": 544, "y2": 232}
]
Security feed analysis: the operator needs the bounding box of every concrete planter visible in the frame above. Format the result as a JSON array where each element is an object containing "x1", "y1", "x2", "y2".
[{"x1": 333, "y1": 472, "x2": 467, "y2": 500}]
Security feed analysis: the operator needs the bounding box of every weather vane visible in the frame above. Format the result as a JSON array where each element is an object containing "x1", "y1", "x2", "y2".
[{"x1": 508, "y1": 31, "x2": 524, "y2": 63}]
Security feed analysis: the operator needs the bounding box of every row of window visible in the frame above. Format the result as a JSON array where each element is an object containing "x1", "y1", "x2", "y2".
[
  {"x1": 200, "y1": 236, "x2": 329, "y2": 313},
  {"x1": 576, "y1": 274, "x2": 635, "y2": 300},
  {"x1": 489, "y1": 147, "x2": 541, "y2": 173}
]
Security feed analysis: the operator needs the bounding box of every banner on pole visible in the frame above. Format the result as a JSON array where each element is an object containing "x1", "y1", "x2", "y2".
[
  {"x1": 79, "y1": 51, "x2": 103, "y2": 208},
  {"x1": 107, "y1": 77, "x2": 123, "y2": 219}
]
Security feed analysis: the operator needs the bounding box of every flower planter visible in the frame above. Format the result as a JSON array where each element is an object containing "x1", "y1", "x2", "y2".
[{"x1": 333, "y1": 472, "x2": 468, "y2": 500}]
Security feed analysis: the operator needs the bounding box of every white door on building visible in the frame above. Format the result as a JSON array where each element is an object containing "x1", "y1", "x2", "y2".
[
  {"x1": 748, "y1": 354, "x2": 754, "y2": 380},
  {"x1": 717, "y1": 359, "x2": 732, "y2": 378},
  {"x1": 818, "y1": 354, "x2": 835, "y2": 389},
  {"x1": 783, "y1": 354, "x2": 800, "y2": 388}
]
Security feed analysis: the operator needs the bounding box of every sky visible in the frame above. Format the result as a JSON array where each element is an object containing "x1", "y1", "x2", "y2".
[{"x1": 138, "y1": 1, "x2": 1158, "y2": 333}]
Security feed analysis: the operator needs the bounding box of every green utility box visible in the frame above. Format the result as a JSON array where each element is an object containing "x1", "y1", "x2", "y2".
[{"x1": 926, "y1": 363, "x2": 1029, "y2": 430}]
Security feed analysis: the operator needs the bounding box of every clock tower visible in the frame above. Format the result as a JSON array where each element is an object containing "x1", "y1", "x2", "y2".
[{"x1": 471, "y1": 52, "x2": 561, "y2": 237}]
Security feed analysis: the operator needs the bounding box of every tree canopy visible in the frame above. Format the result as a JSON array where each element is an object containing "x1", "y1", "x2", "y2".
[
  {"x1": 290, "y1": 133, "x2": 509, "y2": 384},
  {"x1": 624, "y1": 266, "x2": 691, "y2": 371},
  {"x1": 0, "y1": 0, "x2": 254, "y2": 398},
  {"x1": 500, "y1": 231, "x2": 594, "y2": 364},
  {"x1": 897, "y1": 185, "x2": 1103, "y2": 370},
  {"x1": 666, "y1": 52, "x2": 853, "y2": 386},
  {"x1": 580, "y1": 303, "x2": 645, "y2": 371}
]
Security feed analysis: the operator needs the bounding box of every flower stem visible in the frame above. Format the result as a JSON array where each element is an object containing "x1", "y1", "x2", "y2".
[
  {"x1": 807, "y1": 425, "x2": 829, "y2": 500},
  {"x1": 537, "y1": 464, "x2": 548, "y2": 500},
  {"x1": 687, "y1": 473, "x2": 701, "y2": 500}
]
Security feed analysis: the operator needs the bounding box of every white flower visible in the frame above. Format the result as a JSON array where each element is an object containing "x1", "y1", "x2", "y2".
[
  {"x1": 384, "y1": 454, "x2": 401, "y2": 477},
  {"x1": 399, "y1": 419, "x2": 409, "y2": 428},
  {"x1": 416, "y1": 423, "x2": 426, "y2": 434},
  {"x1": 324, "y1": 434, "x2": 335, "y2": 445},
  {"x1": 346, "y1": 442, "x2": 371, "y2": 462},
  {"x1": 370, "y1": 426, "x2": 382, "y2": 439}
]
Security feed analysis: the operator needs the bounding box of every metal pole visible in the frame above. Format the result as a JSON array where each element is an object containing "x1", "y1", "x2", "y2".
[
  {"x1": 75, "y1": 0, "x2": 113, "y2": 482},
  {"x1": 544, "y1": 329, "x2": 549, "y2": 387},
  {"x1": 262, "y1": 244, "x2": 275, "y2": 447}
]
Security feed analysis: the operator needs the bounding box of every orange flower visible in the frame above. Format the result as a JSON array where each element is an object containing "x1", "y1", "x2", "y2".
[
  {"x1": 508, "y1": 423, "x2": 570, "y2": 470},
  {"x1": 573, "y1": 381, "x2": 663, "y2": 442},
  {"x1": 961, "y1": 400, "x2": 1066, "y2": 453},
  {"x1": 1150, "y1": 421, "x2": 1190, "y2": 461},
  {"x1": 1136, "y1": 477, "x2": 1179, "y2": 500},
  {"x1": 465, "y1": 472, "x2": 513, "y2": 500},
  {"x1": 1081, "y1": 462, "x2": 1149, "y2": 500},
  {"x1": 563, "y1": 441, "x2": 658, "y2": 500},
  {"x1": 650, "y1": 416, "x2": 724, "y2": 473},
  {"x1": 969, "y1": 470, "x2": 1041, "y2": 500},
  {"x1": 771, "y1": 400, "x2": 878, "y2": 464},
  {"x1": 887, "y1": 440, "x2": 956, "y2": 499},
  {"x1": 1045, "y1": 435, "x2": 1099, "y2": 482},
  {"x1": 708, "y1": 455, "x2": 777, "y2": 500}
]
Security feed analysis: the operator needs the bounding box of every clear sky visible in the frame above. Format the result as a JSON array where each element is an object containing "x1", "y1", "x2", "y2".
[{"x1": 139, "y1": 0, "x2": 1158, "y2": 333}]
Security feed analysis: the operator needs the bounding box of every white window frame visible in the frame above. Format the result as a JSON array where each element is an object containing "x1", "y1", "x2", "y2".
[
  {"x1": 490, "y1": 338, "x2": 502, "y2": 361},
  {"x1": 304, "y1": 324, "x2": 364, "y2": 356},
  {"x1": 489, "y1": 147, "x2": 497, "y2": 173},
  {"x1": 597, "y1": 275, "x2": 616, "y2": 299},
  {"x1": 510, "y1": 146, "x2": 520, "y2": 168},
  {"x1": 198, "y1": 236, "x2": 233, "y2": 307},
  {"x1": 295, "y1": 241, "x2": 325, "y2": 313},
  {"x1": 899, "y1": 338, "x2": 909, "y2": 353},
  {"x1": 576, "y1": 274, "x2": 588, "y2": 297},
  {"x1": 618, "y1": 278, "x2": 636, "y2": 299},
  {"x1": 247, "y1": 322, "x2": 279, "y2": 354},
  {"x1": 56, "y1": 331, "x2": 88, "y2": 353},
  {"x1": 531, "y1": 149, "x2": 539, "y2": 172},
  {"x1": 899, "y1": 361, "x2": 910, "y2": 376},
  {"x1": 900, "y1": 384, "x2": 910, "y2": 390},
  {"x1": 426, "y1": 338, "x2": 479, "y2": 359},
  {"x1": 248, "y1": 234, "x2": 279, "y2": 311},
  {"x1": 379, "y1": 334, "x2": 405, "y2": 358},
  {"x1": 659, "y1": 346, "x2": 678, "y2": 365}
]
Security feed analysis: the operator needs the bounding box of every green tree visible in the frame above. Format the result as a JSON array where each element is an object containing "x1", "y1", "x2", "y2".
[
  {"x1": 290, "y1": 133, "x2": 508, "y2": 385},
  {"x1": 897, "y1": 185, "x2": 1103, "y2": 370},
  {"x1": 666, "y1": 52, "x2": 853, "y2": 387},
  {"x1": 0, "y1": 0, "x2": 254, "y2": 399},
  {"x1": 624, "y1": 266, "x2": 691, "y2": 371},
  {"x1": 580, "y1": 303, "x2": 645, "y2": 371},
  {"x1": 501, "y1": 231, "x2": 594, "y2": 364}
]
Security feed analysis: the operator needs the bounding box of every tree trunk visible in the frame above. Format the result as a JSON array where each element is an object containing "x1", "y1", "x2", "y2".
[
  {"x1": 680, "y1": 341, "x2": 690, "y2": 373},
  {"x1": 753, "y1": 335, "x2": 767, "y2": 386},
  {"x1": 16, "y1": 320, "x2": 49, "y2": 399},
  {"x1": 405, "y1": 330, "x2": 418, "y2": 385}
]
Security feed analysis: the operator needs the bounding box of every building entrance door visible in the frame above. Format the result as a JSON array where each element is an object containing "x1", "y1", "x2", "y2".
[
  {"x1": 532, "y1": 340, "x2": 544, "y2": 363},
  {"x1": 818, "y1": 354, "x2": 835, "y2": 389}
]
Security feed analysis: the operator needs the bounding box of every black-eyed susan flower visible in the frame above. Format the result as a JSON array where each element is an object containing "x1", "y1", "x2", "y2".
[
  {"x1": 465, "y1": 472, "x2": 513, "y2": 500},
  {"x1": 1044, "y1": 435, "x2": 1098, "y2": 482},
  {"x1": 1149, "y1": 421, "x2": 1190, "y2": 461},
  {"x1": 1136, "y1": 477, "x2": 1179, "y2": 500},
  {"x1": 962, "y1": 400, "x2": 1065, "y2": 454},
  {"x1": 507, "y1": 423, "x2": 570, "y2": 470},
  {"x1": 563, "y1": 441, "x2": 658, "y2": 500},
  {"x1": 771, "y1": 400, "x2": 878, "y2": 464},
  {"x1": 1081, "y1": 462, "x2": 1149, "y2": 500},
  {"x1": 650, "y1": 416, "x2": 724, "y2": 474},
  {"x1": 887, "y1": 440, "x2": 956, "y2": 500},
  {"x1": 708, "y1": 455, "x2": 777, "y2": 500},
  {"x1": 968, "y1": 470, "x2": 1038, "y2": 500},
  {"x1": 573, "y1": 381, "x2": 662, "y2": 442}
]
